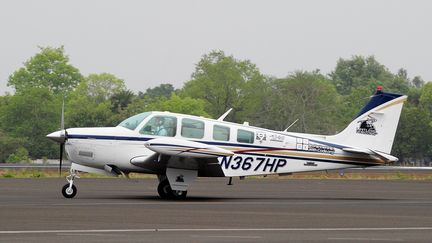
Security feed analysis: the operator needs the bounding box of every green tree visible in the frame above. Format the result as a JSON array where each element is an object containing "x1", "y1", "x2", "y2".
[
  {"x1": 0, "y1": 130, "x2": 25, "y2": 163},
  {"x1": 146, "y1": 94, "x2": 209, "y2": 117},
  {"x1": 139, "y1": 84, "x2": 175, "y2": 100},
  {"x1": 182, "y1": 50, "x2": 267, "y2": 122},
  {"x1": 65, "y1": 73, "x2": 128, "y2": 127},
  {"x1": 0, "y1": 88, "x2": 60, "y2": 158},
  {"x1": 420, "y1": 82, "x2": 432, "y2": 113},
  {"x1": 392, "y1": 106, "x2": 432, "y2": 165},
  {"x1": 330, "y1": 56, "x2": 395, "y2": 95},
  {"x1": 110, "y1": 89, "x2": 136, "y2": 113},
  {"x1": 6, "y1": 147, "x2": 29, "y2": 163},
  {"x1": 84, "y1": 73, "x2": 126, "y2": 103},
  {"x1": 412, "y1": 76, "x2": 425, "y2": 88},
  {"x1": 66, "y1": 94, "x2": 114, "y2": 128},
  {"x1": 257, "y1": 71, "x2": 342, "y2": 134},
  {"x1": 7, "y1": 46, "x2": 83, "y2": 94},
  {"x1": 117, "y1": 94, "x2": 209, "y2": 121},
  {"x1": 406, "y1": 87, "x2": 423, "y2": 106}
]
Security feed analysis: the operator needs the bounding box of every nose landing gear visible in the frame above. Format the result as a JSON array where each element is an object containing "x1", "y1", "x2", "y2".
[{"x1": 62, "y1": 169, "x2": 79, "y2": 198}]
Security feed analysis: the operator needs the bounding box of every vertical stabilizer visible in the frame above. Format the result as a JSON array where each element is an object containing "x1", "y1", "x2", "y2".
[{"x1": 327, "y1": 87, "x2": 407, "y2": 154}]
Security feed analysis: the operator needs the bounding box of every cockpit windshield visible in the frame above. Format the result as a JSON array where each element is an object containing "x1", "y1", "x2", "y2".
[{"x1": 118, "y1": 112, "x2": 151, "y2": 130}]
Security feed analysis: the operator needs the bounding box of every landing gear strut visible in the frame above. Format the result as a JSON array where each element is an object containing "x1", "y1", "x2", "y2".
[
  {"x1": 157, "y1": 178, "x2": 187, "y2": 200},
  {"x1": 62, "y1": 169, "x2": 78, "y2": 198}
]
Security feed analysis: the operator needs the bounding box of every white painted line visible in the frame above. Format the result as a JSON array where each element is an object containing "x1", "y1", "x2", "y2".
[
  {"x1": 56, "y1": 233, "x2": 108, "y2": 237},
  {"x1": 1, "y1": 200, "x2": 431, "y2": 208},
  {"x1": 191, "y1": 235, "x2": 262, "y2": 239},
  {"x1": 328, "y1": 237, "x2": 404, "y2": 241},
  {"x1": 1, "y1": 227, "x2": 432, "y2": 234}
]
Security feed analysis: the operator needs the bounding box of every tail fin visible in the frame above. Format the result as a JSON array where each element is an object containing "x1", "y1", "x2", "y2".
[{"x1": 327, "y1": 87, "x2": 407, "y2": 154}]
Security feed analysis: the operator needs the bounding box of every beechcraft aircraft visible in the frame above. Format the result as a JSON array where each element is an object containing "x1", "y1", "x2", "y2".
[{"x1": 47, "y1": 87, "x2": 407, "y2": 199}]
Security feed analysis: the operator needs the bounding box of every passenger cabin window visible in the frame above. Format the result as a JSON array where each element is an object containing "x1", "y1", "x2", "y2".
[
  {"x1": 140, "y1": 116, "x2": 177, "y2": 137},
  {"x1": 118, "y1": 112, "x2": 151, "y2": 130},
  {"x1": 237, "y1": 129, "x2": 254, "y2": 144},
  {"x1": 181, "y1": 118, "x2": 204, "y2": 139},
  {"x1": 213, "y1": 125, "x2": 230, "y2": 141}
]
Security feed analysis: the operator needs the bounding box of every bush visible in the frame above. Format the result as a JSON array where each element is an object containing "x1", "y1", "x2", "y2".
[
  {"x1": 6, "y1": 147, "x2": 29, "y2": 163},
  {"x1": 2, "y1": 173, "x2": 15, "y2": 178},
  {"x1": 0, "y1": 130, "x2": 25, "y2": 163}
]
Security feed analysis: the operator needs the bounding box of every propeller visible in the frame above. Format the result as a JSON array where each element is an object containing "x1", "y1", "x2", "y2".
[
  {"x1": 59, "y1": 98, "x2": 66, "y2": 176},
  {"x1": 58, "y1": 129, "x2": 68, "y2": 176},
  {"x1": 46, "y1": 97, "x2": 68, "y2": 176},
  {"x1": 59, "y1": 143, "x2": 64, "y2": 176}
]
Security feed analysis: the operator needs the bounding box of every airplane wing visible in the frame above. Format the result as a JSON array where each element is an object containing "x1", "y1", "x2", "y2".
[
  {"x1": 126, "y1": 138, "x2": 231, "y2": 177},
  {"x1": 144, "y1": 138, "x2": 234, "y2": 158}
]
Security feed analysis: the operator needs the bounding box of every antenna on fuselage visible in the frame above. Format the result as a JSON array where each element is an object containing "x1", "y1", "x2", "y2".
[
  {"x1": 283, "y1": 119, "x2": 299, "y2": 132},
  {"x1": 217, "y1": 108, "x2": 233, "y2": 121}
]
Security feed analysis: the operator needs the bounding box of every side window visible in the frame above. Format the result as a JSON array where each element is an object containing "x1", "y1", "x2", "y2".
[
  {"x1": 140, "y1": 116, "x2": 177, "y2": 137},
  {"x1": 181, "y1": 118, "x2": 205, "y2": 139},
  {"x1": 213, "y1": 125, "x2": 230, "y2": 141},
  {"x1": 237, "y1": 129, "x2": 254, "y2": 144}
]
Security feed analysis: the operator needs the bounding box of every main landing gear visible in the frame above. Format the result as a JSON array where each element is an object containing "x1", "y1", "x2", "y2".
[
  {"x1": 157, "y1": 178, "x2": 187, "y2": 200},
  {"x1": 62, "y1": 169, "x2": 78, "y2": 198}
]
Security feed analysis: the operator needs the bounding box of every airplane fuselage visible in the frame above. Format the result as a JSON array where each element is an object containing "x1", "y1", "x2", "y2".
[{"x1": 63, "y1": 112, "x2": 384, "y2": 178}]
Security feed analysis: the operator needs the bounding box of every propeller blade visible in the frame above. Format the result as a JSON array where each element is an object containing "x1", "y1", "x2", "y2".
[
  {"x1": 60, "y1": 97, "x2": 65, "y2": 130},
  {"x1": 59, "y1": 98, "x2": 66, "y2": 176},
  {"x1": 59, "y1": 143, "x2": 64, "y2": 176}
]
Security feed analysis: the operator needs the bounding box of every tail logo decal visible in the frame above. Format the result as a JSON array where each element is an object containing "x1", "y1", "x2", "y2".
[{"x1": 356, "y1": 116, "x2": 378, "y2": 136}]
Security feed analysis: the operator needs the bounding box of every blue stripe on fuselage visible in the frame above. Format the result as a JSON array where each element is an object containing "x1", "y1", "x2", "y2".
[
  {"x1": 68, "y1": 134, "x2": 151, "y2": 141},
  {"x1": 67, "y1": 134, "x2": 346, "y2": 150}
]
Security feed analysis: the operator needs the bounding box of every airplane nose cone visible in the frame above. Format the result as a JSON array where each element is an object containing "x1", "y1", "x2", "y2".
[{"x1": 46, "y1": 130, "x2": 66, "y2": 143}]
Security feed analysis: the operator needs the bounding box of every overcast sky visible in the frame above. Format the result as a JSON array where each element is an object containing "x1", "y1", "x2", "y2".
[{"x1": 0, "y1": 0, "x2": 430, "y2": 95}]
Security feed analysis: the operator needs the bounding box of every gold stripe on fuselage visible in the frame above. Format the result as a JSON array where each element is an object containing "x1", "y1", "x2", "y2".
[{"x1": 219, "y1": 146, "x2": 384, "y2": 165}]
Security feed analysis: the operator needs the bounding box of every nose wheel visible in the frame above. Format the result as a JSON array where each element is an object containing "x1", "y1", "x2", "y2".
[
  {"x1": 62, "y1": 184, "x2": 77, "y2": 198},
  {"x1": 62, "y1": 169, "x2": 79, "y2": 198}
]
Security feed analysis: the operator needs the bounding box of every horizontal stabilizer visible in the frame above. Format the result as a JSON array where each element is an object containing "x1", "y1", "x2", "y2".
[
  {"x1": 342, "y1": 147, "x2": 371, "y2": 155},
  {"x1": 372, "y1": 150, "x2": 399, "y2": 162},
  {"x1": 356, "y1": 166, "x2": 432, "y2": 171},
  {"x1": 342, "y1": 147, "x2": 398, "y2": 163},
  {"x1": 145, "y1": 138, "x2": 234, "y2": 158}
]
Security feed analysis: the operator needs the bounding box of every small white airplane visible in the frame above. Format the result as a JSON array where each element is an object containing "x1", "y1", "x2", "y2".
[{"x1": 47, "y1": 87, "x2": 406, "y2": 199}]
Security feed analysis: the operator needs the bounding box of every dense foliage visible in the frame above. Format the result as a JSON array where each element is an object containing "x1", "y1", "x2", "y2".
[{"x1": 0, "y1": 47, "x2": 431, "y2": 165}]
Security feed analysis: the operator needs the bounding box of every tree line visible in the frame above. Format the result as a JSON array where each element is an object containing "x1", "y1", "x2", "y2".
[{"x1": 0, "y1": 47, "x2": 431, "y2": 165}]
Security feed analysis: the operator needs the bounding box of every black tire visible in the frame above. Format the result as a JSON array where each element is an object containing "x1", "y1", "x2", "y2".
[
  {"x1": 157, "y1": 180, "x2": 187, "y2": 200},
  {"x1": 157, "y1": 180, "x2": 172, "y2": 199},
  {"x1": 62, "y1": 184, "x2": 77, "y2": 198}
]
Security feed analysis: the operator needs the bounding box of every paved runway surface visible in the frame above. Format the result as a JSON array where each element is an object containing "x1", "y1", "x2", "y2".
[{"x1": 1, "y1": 178, "x2": 432, "y2": 242}]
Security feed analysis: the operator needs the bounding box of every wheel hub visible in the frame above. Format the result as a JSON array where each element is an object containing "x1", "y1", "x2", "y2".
[{"x1": 66, "y1": 187, "x2": 73, "y2": 195}]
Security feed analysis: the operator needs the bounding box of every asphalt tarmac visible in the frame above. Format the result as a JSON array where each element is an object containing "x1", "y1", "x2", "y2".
[{"x1": 1, "y1": 178, "x2": 432, "y2": 242}]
